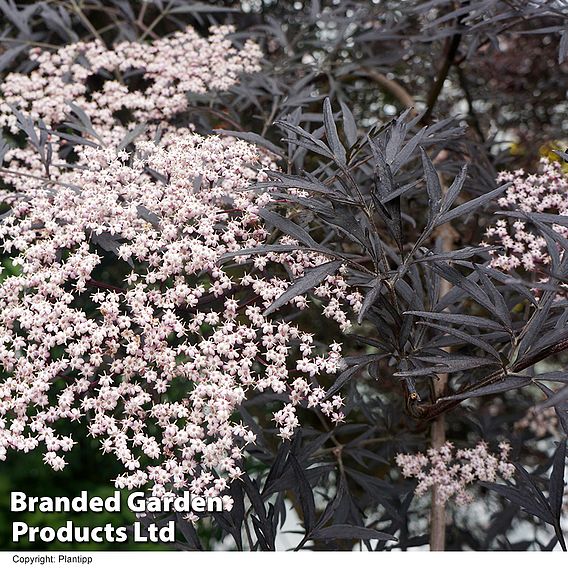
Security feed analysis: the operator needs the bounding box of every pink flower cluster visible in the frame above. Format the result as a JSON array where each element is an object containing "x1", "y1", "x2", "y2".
[
  {"x1": 0, "y1": 25, "x2": 261, "y2": 133},
  {"x1": 484, "y1": 158, "x2": 568, "y2": 272},
  {"x1": 0, "y1": 24, "x2": 262, "y2": 191},
  {"x1": 0, "y1": 132, "x2": 360, "y2": 499},
  {"x1": 396, "y1": 441, "x2": 515, "y2": 505},
  {"x1": 0, "y1": 25, "x2": 364, "y2": 503},
  {"x1": 515, "y1": 406, "x2": 559, "y2": 438}
]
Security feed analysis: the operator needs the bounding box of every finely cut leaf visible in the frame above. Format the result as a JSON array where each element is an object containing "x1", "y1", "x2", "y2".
[
  {"x1": 405, "y1": 310, "x2": 506, "y2": 331},
  {"x1": 420, "y1": 148, "x2": 441, "y2": 219},
  {"x1": 435, "y1": 182, "x2": 508, "y2": 226},
  {"x1": 549, "y1": 439, "x2": 567, "y2": 521},
  {"x1": 340, "y1": 100, "x2": 358, "y2": 148},
  {"x1": 264, "y1": 260, "x2": 343, "y2": 316},
  {"x1": 257, "y1": 208, "x2": 318, "y2": 247},
  {"x1": 323, "y1": 97, "x2": 346, "y2": 163},
  {"x1": 439, "y1": 375, "x2": 533, "y2": 401},
  {"x1": 214, "y1": 129, "x2": 284, "y2": 157}
]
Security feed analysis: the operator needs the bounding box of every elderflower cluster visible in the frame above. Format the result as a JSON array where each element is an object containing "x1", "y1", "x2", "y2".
[
  {"x1": 484, "y1": 158, "x2": 568, "y2": 272},
  {"x1": 0, "y1": 133, "x2": 360, "y2": 498},
  {"x1": 515, "y1": 406, "x2": 559, "y2": 438},
  {"x1": 0, "y1": 23, "x2": 364, "y2": 501},
  {"x1": 0, "y1": 25, "x2": 262, "y2": 192},
  {"x1": 0, "y1": 25, "x2": 261, "y2": 134},
  {"x1": 396, "y1": 441, "x2": 515, "y2": 505}
]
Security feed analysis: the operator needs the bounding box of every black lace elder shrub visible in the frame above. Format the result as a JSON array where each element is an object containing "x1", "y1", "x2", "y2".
[{"x1": 1, "y1": 0, "x2": 567, "y2": 553}]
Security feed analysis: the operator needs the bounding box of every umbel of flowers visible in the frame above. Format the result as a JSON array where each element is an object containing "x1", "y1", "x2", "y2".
[
  {"x1": 484, "y1": 157, "x2": 568, "y2": 272},
  {"x1": 0, "y1": 25, "x2": 262, "y2": 135},
  {"x1": 0, "y1": 28, "x2": 360, "y2": 502},
  {"x1": 0, "y1": 25, "x2": 263, "y2": 193},
  {"x1": 0, "y1": 134, "x2": 359, "y2": 500},
  {"x1": 396, "y1": 441, "x2": 515, "y2": 506}
]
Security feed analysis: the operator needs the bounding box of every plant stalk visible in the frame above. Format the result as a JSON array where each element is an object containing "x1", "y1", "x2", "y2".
[{"x1": 429, "y1": 174, "x2": 458, "y2": 551}]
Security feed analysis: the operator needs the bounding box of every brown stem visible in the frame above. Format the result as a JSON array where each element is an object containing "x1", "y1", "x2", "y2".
[
  {"x1": 414, "y1": 336, "x2": 568, "y2": 423},
  {"x1": 70, "y1": 0, "x2": 104, "y2": 44},
  {"x1": 430, "y1": 416, "x2": 447, "y2": 550},
  {"x1": 422, "y1": 29, "x2": 462, "y2": 124},
  {"x1": 140, "y1": 1, "x2": 173, "y2": 41},
  {"x1": 429, "y1": 176, "x2": 458, "y2": 551},
  {"x1": 358, "y1": 67, "x2": 416, "y2": 113},
  {"x1": 456, "y1": 66, "x2": 485, "y2": 143},
  {"x1": 136, "y1": 0, "x2": 148, "y2": 29}
]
